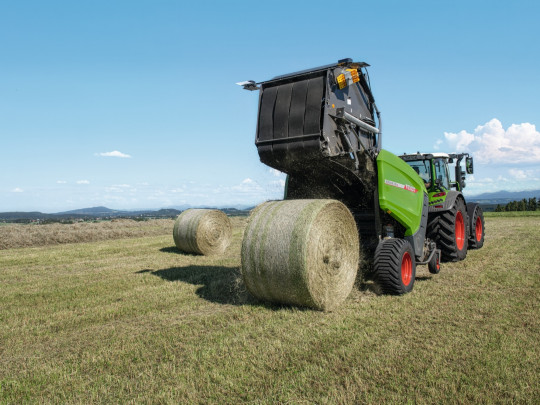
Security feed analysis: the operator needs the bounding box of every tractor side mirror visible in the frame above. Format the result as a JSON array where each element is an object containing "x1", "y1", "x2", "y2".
[{"x1": 466, "y1": 157, "x2": 474, "y2": 174}]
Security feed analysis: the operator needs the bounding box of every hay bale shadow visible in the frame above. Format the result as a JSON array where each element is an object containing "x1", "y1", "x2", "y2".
[
  {"x1": 137, "y1": 265, "x2": 308, "y2": 311},
  {"x1": 137, "y1": 265, "x2": 262, "y2": 306},
  {"x1": 159, "y1": 246, "x2": 199, "y2": 256}
]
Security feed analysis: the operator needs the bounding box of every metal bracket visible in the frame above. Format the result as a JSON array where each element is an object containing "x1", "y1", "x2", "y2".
[
  {"x1": 335, "y1": 108, "x2": 380, "y2": 134},
  {"x1": 236, "y1": 80, "x2": 260, "y2": 91},
  {"x1": 417, "y1": 243, "x2": 440, "y2": 265}
]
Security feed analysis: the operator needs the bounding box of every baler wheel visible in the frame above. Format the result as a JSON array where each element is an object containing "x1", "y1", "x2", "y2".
[
  {"x1": 374, "y1": 238, "x2": 416, "y2": 295},
  {"x1": 428, "y1": 198, "x2": 468, "y2": 262}
]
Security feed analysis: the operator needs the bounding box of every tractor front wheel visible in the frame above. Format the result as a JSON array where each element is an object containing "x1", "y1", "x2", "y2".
[{"x1": 374, "y1": 238, "x2": 416, "y2": 295}]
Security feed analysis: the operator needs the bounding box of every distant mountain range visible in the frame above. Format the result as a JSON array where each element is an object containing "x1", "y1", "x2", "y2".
[
  {"x1": 1, "y1": 190, "x2": 538, "y2": 221},
  {"x1": 57, "y1": 206, "x2": 122, "y2": 216},
  {"x1": 468, "y1": 189, "x2": 540, "y2": 203},
  {"x1": 0, "y1": 205, "x2": 253, "y2": 221}
]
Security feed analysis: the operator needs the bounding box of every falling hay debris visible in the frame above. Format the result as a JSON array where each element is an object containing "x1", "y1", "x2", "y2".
[
  {"x1": 241, "y1": 199, "x2": 360, "y2": 311},
  {"x1": 173, "y1": 209, "x2": 232, "y2": 255}
]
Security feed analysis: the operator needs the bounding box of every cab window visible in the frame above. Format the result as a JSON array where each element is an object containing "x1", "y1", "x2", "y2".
[
  {"x1": 406, "y1": 160, "x2": 431, "y2": 187},
  {"x1": 434, "y1": 158, "x2": 450, "y2": 189}
]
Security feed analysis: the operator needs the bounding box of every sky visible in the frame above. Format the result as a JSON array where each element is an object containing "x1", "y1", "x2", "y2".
[{"x1": 1, "y1": 0, "x2": 539, "y2": 212}]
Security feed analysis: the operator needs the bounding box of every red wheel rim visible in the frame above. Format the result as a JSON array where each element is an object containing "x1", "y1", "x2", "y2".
[
  {"x1": 455, "y1": 211, "x2": 465, "y2": 250},
  {"x1": 475, "y1": 216, "x2": 483, "y2": 242},
  {"x1": 401, "y1": 252, "x2": 412, "y2": 286}
]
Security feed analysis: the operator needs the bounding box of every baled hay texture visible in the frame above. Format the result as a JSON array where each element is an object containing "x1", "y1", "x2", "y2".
[
  {"x1": 241, "y1": 199, "x2": 360, "y2": 311},
  {"x1": 173, "y1": 209, "x2": 232, "y2": 255}
]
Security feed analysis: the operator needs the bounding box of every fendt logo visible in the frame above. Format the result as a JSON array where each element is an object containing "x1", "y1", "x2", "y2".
[{"x1": 384, "y1": 179, "x2": 418, "y2": 194}]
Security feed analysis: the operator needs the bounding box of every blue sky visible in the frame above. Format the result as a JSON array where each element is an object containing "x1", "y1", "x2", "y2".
[{"x1": 1, "y1": 0, "x2": 539, "y2": 212}]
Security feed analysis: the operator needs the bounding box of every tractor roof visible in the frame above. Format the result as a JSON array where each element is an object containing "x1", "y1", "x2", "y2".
[{"x1": 399, "y1": 152, "x2": 450, "y2": 161}]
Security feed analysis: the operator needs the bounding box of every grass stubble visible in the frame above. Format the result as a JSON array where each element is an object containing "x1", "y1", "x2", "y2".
[{"x1": 0, "y1": 215, "x2": 538, "y2": 403}]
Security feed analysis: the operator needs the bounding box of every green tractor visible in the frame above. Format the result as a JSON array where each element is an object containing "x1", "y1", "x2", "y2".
[
  {"x1": 239, "y1": 58, "x2": 485, "y2": 305},
  {"x1": 399, "y1": 152, "x2": 485, "y2": 262}
]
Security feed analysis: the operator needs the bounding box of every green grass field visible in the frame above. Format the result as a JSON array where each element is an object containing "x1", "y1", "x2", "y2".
[
  {"x1": 484, "y1": 210, "x2": 540, "y2": 217},
  {"x1": 1, "y1": 216, "x2": 539, "y2": 403}
]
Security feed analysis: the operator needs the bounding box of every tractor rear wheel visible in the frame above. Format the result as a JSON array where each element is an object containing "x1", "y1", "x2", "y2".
[
  {"x1": 427, "y1": 198, "x2": 468, "y2": 262},
  {"x1": 467, "y1": 204, "x2": 485, "y2": 249},
  {"x1": 374, "y1": 238, "x2": 416, "y2": 295}
]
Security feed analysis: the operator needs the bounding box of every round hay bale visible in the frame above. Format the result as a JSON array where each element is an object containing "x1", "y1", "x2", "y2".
[
  {"x1": 173, "y1": 209, "x2": 232, "y2": 255},
  {"x1": 241, "y1": 199, "x2": 360, "y2": 311}
]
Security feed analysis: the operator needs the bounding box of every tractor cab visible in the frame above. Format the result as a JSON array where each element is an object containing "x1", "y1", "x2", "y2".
[{"x1": 399, "y1": 152, "x2": 474, "y2": 193}]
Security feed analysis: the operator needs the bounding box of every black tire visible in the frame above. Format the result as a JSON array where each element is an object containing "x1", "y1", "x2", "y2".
[
  {"x1": 428, "y1": 251, "x2": 441, "y2": 274},
  {"x1": 467, "y1": 203, "x2": 485, "y2": 249},
  {"x1": 374, "y1": 238, "x2": 416, "y2": 295},
  {"x1": 427, "y1": 198, "x2": 468, "y2": 262}
]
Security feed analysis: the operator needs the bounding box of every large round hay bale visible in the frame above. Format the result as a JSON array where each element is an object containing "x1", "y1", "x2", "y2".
[
  {"x1": 241, "y1": 199, "x2": 360, "y2": 311},
  {"x1": 173, "y1": 209, "x2": 232, "y2": 255}
]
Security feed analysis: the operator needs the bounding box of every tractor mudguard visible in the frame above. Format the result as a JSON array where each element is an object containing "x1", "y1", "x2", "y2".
[{"x1": 428, "y1": 190, "x2": 462, "y2": 213}]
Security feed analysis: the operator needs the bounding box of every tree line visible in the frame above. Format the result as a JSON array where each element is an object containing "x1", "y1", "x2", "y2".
[{"x1": 495, "y1": 198, "x2": 538, "y2": 212}]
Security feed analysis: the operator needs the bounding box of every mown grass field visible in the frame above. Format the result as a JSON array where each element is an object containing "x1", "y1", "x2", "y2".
[
  {"x1": 0, "y1": 219, "x2": 173, "y2": 250},
  {"x1": 1, "y1": 215, "x2": 539, "y2": 403},
  {"x1": 484, "y1": 210, "x2": 540, "y2": 218}
]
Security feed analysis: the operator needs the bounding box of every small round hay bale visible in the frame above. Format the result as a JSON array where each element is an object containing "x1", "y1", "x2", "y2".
[
  {"x1": 241, "y1": 199, "x2": 360, "y2": 311},
  {"x1": 173, "y1": 209, "x2": 232, "y2": 255}
]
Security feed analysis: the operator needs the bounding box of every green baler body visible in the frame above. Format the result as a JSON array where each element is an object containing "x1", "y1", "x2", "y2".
[{"x1": 377, "y1": 150, "x2": 427, "y2": 236}]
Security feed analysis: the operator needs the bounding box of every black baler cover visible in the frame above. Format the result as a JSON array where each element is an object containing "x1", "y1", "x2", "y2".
[{"x1": 255, "y1": 61, "x2": 376, "y2": 175}]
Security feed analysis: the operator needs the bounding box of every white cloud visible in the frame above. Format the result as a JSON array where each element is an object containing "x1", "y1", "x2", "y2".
[
  {"x1": 271, "y1": 179, "x2": 286, "y2": 187},
  {"x1": 76, "y1": 180, "x2": 90, "y2": 184},
  {"x1": 232, "y1": 178, "x2": 262, "y2": 192},
  {"x1": 509, "y1": 169, "x2": 528, "y2": 179},
  {"x1": 57, "y1": 180, "x2": 67, "y2": 184},
  {"x1": 269, "y1": 168, "x2": 285, "y2": 177},
  {"x1": 441, "y1": 118, "x2": 540, "y2": 164},
  {"x1": 12, "y1": 187, "x2": 23, "y2": 193},
  {"x1": 439, "y1": 119, "x2": 540, "y2": 195},
  {"x1": 444, "y1": 129, "x2": 475, "y2": 151},
  {"x1": 433, "y1": 139, "x2": 443, "y2": 150},
  {"x1": 465, "y1": 165, "x2": 540, "y2": 195},
  {"x1": 98, "y1": 150, "x2": 132, "y2": 158},
  {"x1": 105, "y1": 184, "x2": 135, "y2": 193}
]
